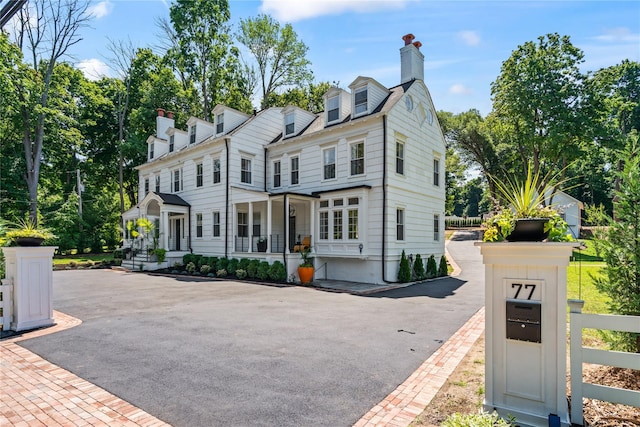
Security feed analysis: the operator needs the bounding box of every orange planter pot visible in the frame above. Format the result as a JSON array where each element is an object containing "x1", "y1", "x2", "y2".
[{"x1": 298, "y1": 266, "x2": 314, "y2": 284}]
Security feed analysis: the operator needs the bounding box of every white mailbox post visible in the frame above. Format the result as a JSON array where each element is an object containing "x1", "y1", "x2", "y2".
[
  {"x1": 2, "y1": 246, "x2": 57, "y2": 332},
  {"x1": 475, "y1": 242, "x2": 577, "y2": 427}
]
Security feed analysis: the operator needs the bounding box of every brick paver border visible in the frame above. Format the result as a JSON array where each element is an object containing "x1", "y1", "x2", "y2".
[
  {"x1": 1, "y1": 311, "x2": 171, "y2": 427},
  {"x1": 353, "y1": 306, "x2": 486, "y2": 427}
]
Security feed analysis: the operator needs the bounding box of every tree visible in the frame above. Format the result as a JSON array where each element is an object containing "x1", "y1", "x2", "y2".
[
  {"x1": 10, "y1": 0, "x2": 91, "y2": 224},
  {"x1": 265, "y1": 81, "x2": 331, "y2": 113},
  {"x1": 166, "y1": 0, "x2": 250, "y2": 120},
  {"x1": 593, "y1": 132, "x2": 640, "y2": 352},
  {"x1": 490, "y1": 33, "x2": 591, "y2": 190},
  {"x1": 237, "y1": 14, "x2": 313, "y2": 109}
]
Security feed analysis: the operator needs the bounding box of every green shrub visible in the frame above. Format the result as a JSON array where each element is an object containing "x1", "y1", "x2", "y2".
[
  {"x1": 183, "y1": 253, "x2": 197, "y2": 265},
  {"x1": 442, "y1": 411, "x2": 515, "y2": 427},
  {"x1": 216, "y1": 269, "x2": 227, "y2": 277},
  {"x1": 227, "y1": 258, "x2": 239, "y2": 276},
  {"x1": 413, "y1": 254, "x2": 425, "y2": 280},
  {"x1": 216, "y1": 257, "x2": 229, "y2": 272},
  {"x1": 269, "y1": 261, "x2": 287, "y2": 281},
  {"x1": 238, "y1": 258, "x2": 250, "y2": 270},
  {"x1": 113, "y1": 248, "x2": 124, "y2": 260},
  {"x1": 236, "y1": 269, "x2": 247, "y2": 279},
  {"x1": 438, "y1": 255, "x2": 448, "y2": 277},
  {"x1": 257, "y1": 261, "x2": 270, "y2": 280},
  {"x1": 208, "y1": 257, "x2": 218, "y2": 268},
  {"x1": 185, "y1": 262, "x2": 196, "y2": 274},
  {"x1": 247, "y1": 259, "x2": 260, "y2": 278},
  {"x1": 426, "y1": 255, "x2": 437, "y2": 278},
  {"x1": 155, "y1": 248, "x2": 167, "y2": 263},
  {"x1": 398, "y1": 250, "x2": 411, "y2": 283},
  {"x1": 200, "y1": 265, "x2": 211, "y2": 275}
]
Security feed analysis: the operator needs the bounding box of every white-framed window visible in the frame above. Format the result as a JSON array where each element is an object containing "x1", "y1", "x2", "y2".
[
  {"x1": 333, "y1": 210, "x2": 343, "y2": 239},
  {"x1": 196, "y1": 213, "x2": 203, "y2": 238},
  {"x1": 216, "y1": 113, "x2": 224, "y2": 134},
  {"x1": 189, "y1": 124, "x2": 196, "y2": 144},
  {"x1": 354, "y1": 86, "x2": 368, "y2": 115},
  {"x1": 149, "y1": 143, "x2": 154, "y2": 159},
  {"x1": 319, "y1": 211, "x2": 329, "y2": 240},
  {"x1": 196, "y1": 162, "x2": 203, "y2": 187},
  {"x1": 144, "y1": 178, "x2": 149, "y2": 194},
  {"x1": 273, "y1": 160, "x2": 281, "y2": 188},
  {"x1": 169, "y1": 135, "x2": 174, "y2": 152},
  {"x1": 327, "y1": 95, "x2": 339, "y2": 123},
  {"x1": 173, "y1": 168, "x2": 182, "y2": 193},
  {"x1": 433, "y1": 158, "x2": 440, "y2": 187},
  {"x1": 155, "y1": 175, "x2": 160, "y2": 193},
  {"x1": 350, "y1": 141, "x2": 364, "y2": 176},
  {"x1": 434, "y1": 214, "x2": 440, "y2": 241},
  {"x1": 396, "y1": 139, "x2": 405, "y2": 175},
  {"x1": 213, "y1": 158, "x2": 221, "y2": 184},
  {"x1": 348, "y1": 209, "x2": 358, "y2": 239},
  {"x1": 285, "y1": 112, "x2": 295, "y2": 136},
  {"x1": 212, "y1": 211, "x2": 220, "y2": 237},
  {"x1": 323, "y1": 147, "x2": 336, "y2": 180},
  {"x1": 397, "y1": 208, "x2": 405, "y2": 241},
  {"x1": 241, "y1": 157, "x2": 252, "y2": 184},
  {"x1": 237, "y1": 212, "x2": 248, "y2": 237},
  {"x1": 291, "y1": 156, "x2": 299, "y2": 185}
]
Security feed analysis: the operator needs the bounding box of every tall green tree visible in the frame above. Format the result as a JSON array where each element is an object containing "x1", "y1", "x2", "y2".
[
  {"x1": 166, "y1": 0, "x2": 250, "y2": 119},
  {"x1": 10, "y1": 0, "x2": 92, "y2": 224},
  {"x1": 265, "y1": 81, "x2": 331, "y2": 113},
  {"x1": 490, "y1": 33, "x2": 591, "y2": 189},
  {"x1": 237, "y1": 14, "x2": 313, "y2": 109},
  {"x1": 593, "y1": 132, "x2": 640, "y2": 352}
]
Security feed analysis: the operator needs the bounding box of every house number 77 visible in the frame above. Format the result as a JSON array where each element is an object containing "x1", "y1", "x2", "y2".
[{"x1": 511, "y1": 283, "x2": 537, "y2": 300}]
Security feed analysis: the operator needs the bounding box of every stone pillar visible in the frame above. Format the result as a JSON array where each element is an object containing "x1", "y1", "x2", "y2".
[
  {"x1": 2, "y1": 246, "x2": 57, "y2": 332},
  {"x1": 475, "y1": 242, "x2": 577, "y2": 427}
]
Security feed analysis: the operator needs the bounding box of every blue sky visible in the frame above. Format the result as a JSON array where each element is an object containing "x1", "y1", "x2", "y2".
[{"x1": 72, "y1": 0, "x2": 639, "y2": 116}]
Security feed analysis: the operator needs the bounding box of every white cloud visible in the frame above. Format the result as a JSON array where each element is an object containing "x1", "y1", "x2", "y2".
[
  {"x1": 449, "y1": 84, "x2": 472, "y2": 95},
  {"x1": 77, "y1": 58, "x2": 111, "y2": 81},
  {"x1": 593, "y1": 27, "x2": 640, "y2": 43},
  {"x1": 457, "y1": 30, "x2": 481, "y2": 47},
  {"x1": 260, "y1": 0, "x2": 411, "y2": 22},
  {"x1": 88, "y1": 0, "x2": 113, "y2": 19}
]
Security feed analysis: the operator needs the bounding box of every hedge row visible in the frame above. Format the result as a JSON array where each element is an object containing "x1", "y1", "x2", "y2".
[{"x1": 173, "y1": 254, "x2": 288, "y2": 282}]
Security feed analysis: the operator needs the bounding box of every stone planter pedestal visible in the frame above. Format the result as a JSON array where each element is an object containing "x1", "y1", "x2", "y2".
[{"x1": 2, "y1": 246, "x2": 57, "y2": 331}]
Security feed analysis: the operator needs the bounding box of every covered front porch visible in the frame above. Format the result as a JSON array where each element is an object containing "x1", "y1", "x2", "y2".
[{"x1": 231, "y1": 189, "x2": 317, "y2": 256}]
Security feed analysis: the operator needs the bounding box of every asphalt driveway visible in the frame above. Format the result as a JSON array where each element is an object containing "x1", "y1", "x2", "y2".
[{"x1": 20, "y1": 231, "x2": 484, "y2": 427}]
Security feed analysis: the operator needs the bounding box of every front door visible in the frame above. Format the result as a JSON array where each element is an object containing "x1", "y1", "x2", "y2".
[
  {"x1": 289, "y1": 215, "x2": 296, "y2": 250},
  {"x1": 175, "y1": 219, "x2": 181, "y2": 251}
]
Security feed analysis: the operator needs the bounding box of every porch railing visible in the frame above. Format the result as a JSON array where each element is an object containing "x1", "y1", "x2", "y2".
[{"x1": 234, "y1": 235, "x2": 286, "y2": 253}]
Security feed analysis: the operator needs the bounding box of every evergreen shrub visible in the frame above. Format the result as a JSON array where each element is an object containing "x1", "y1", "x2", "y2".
[
  {"x1": 398, "y1": 250, "x2": 411, "y2": 283},
  {"x1": 426, "y1": 255, "x2": 437, "y2": 278}
]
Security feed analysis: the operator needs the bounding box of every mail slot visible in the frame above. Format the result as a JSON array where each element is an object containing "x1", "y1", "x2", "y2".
[{"x1": 506, "y1": 300, "x2": 541, "y2": 343}]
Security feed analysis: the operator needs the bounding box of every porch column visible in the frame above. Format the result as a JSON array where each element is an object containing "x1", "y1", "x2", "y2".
[
  {"x1": 285, "y1": 196, "x2": 290, "y2": 254},
  {"x1": 232, "y1": 203, "x2": 237, "y2": 252},
  {"x1": 309, "y1": 201, "x2": 315, "y2": 251},
  {"x1": 161, "y1": 210, "x2": 169, "y2": 250},
  {"x1": 267, "y1": 199, "x2": 272, "y2": 254},
  {"x1": 248, "y1": 202, "x2": 253, "y2": 253}
]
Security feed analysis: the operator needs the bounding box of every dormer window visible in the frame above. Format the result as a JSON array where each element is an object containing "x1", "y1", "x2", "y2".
[
  {"x1": 216, "y1": 113, "x2": 224, "y2": 134},
  {"x1": 285, "y1": 112, "x2": 295, "y2": 136},
  {"x1": 327, "y1": 95, "x2": 339, "y2": 123},
  {"x1": 354, "y1": 87, "x2": 368, "y2": 115},
  {"x1": 190, "y1": 125, "x2": 196, "y2": 144},
  {"x1": 169, "y1": 134, "x2": 174, "y2": 152}
]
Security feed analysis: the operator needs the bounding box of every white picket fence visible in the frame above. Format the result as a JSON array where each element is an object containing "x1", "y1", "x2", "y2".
[
  {"x1": 0, "y1": 279, "x2": 13, "y2": 331},
  {"x1": 569, "y1": 299, "x2": 640, "y2": 426}
]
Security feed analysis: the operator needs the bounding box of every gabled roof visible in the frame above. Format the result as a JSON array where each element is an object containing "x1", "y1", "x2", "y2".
[{"x1": 155, "y1": 192, "x2": 190, "y2": 207}]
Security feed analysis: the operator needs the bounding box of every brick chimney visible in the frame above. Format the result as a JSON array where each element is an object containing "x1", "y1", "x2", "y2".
[{"x1": 400, "y1": 33, "x2": 425, "y2": 84}]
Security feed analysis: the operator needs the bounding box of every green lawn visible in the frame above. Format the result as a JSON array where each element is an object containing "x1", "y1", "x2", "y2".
[{"x1": 53, "y1": 253, "x2": 113, "y2": 265}]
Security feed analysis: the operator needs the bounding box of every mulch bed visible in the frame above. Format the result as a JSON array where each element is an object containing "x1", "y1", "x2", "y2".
[{"x1": 579, "y1": 366, "x2": 640, "y2": 427}]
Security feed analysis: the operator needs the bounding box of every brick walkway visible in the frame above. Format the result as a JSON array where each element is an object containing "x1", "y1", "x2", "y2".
[
  {"x1": 0, "y1": 311, "x2": 171, "y2": 427},
  {"x1": 353, "y1": 306, "x2": 486, "y2": 427}
]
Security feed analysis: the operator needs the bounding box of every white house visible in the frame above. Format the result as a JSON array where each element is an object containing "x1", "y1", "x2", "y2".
[
  {"x1": 122, "y1": 34, "x2": 447, "y2": 284},
  {"x1": 546, "y1": 190, "x2": 583, "y2": 239}
]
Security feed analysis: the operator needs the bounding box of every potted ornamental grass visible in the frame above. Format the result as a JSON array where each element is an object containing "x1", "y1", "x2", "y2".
[
  {"x1": 297, "y1": 247, "x2": 314, "y2": 284},
  {"x1": 4, "y1": 219, "x2": 56, "y2": 247},
  {"x1": 482, "y1": 167, "x2": 574, "y2": 243}
]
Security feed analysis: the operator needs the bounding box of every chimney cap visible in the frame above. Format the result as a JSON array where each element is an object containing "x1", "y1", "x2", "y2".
[
  {"x1": 402, "y1": 33, "x2": 415, "y2": 45},
  {"x1": 167, "y1": 111, "x2": 174, "y2": 119},
  {"x1": 412, "y1": 41, "x2": 422, "y2": 49},
  {"x1": 157, "y1": 108, "x2": 165, "y2": 117}
]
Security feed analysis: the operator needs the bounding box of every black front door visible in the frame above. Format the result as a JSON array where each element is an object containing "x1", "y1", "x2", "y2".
[
  {"x1": 289, "y1": 215, "x2": 296, "y2": 250},
  {"x1": 175, "y1": 219, "x2": 181, "y2": 251}
]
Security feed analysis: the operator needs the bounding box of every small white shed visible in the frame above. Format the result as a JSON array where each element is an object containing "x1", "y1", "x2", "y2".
[{"x1": 547, "y1": 191, "x2": 583, "y2": 239}]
